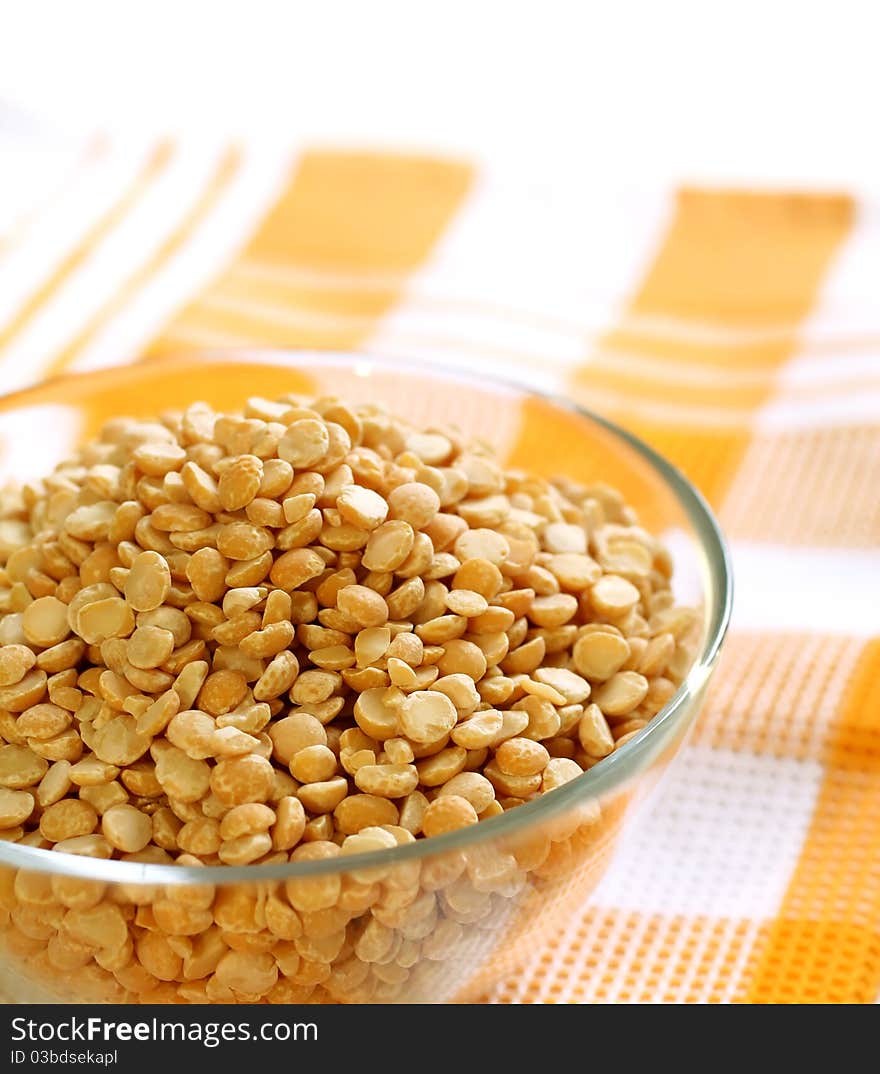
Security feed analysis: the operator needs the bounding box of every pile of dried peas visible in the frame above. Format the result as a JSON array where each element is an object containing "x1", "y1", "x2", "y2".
[{"x1": 0, "y1": 392, "x2": 698, "y2": 1001}]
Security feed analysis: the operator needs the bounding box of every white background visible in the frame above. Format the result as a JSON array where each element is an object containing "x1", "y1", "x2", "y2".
[{"x1": 1, "y1": 0, "x2": 878, "y2": 187}]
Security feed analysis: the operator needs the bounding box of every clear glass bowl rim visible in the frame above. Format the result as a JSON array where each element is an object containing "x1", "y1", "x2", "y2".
[{"x1": 0, "y1": 350, "x2": 733, "y2": 884}]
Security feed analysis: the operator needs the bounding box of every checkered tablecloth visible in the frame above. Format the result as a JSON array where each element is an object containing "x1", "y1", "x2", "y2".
[{"x1": 1, "y1": 131, "x2": 878, "y2": 1002}]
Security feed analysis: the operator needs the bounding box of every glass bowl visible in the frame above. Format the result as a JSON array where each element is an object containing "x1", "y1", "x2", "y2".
[{"x1": 0, "y1": 352, "x2": 732, "y2": 1004}]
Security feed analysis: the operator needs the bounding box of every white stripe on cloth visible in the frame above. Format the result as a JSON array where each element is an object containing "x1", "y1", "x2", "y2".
[
  {"x1": 0, "y1": 142, "x2": 226, "y2": 387},
  {"x1": 757, "y1": 199, "x2": 880, "y2": 431},
  {"x1": 756, "y1": 390, "x2": 880, "y2": 430},
  {"x1": 368, "y1": 335, "x2": 568, "y2": 393},
  {"x1": 586, "y1": 345, "x2": 880, "y2": 389},
  {"x1": 779, "y1": 348, "x2": 880, "y2": 387},
  {"x1": 592, "y1": 745, "x2": 823, "y2": 918},
  {"x1": 0, "y1": 135, "x2": 86, "y2": 242},
  {"x1": 67, "y1": 143, "x2": 296, "y2": 373},
  {"x1": 369, "y1": 177, "x2": 673, "y2": 371},
  {"x1": 569, "y1": 382, "x2": 880, "y2": 429},
  {"x1": 809, "y1": 196, "x2": 880, "y2": 331},
  {"x1": 0, "y1": 402, "x2": 81, "y2": 483},
  {"x1": 730, "y1": 543, "x2": 880, "y2": 635},
  {"x1": 0, "y1": 141, "x2": 154, "y2": 327},
  {"x1": 393, "y1": 175, "x2": 674, "y2": 322}
]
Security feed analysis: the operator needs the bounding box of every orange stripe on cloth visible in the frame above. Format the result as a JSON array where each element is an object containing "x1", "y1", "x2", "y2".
[
  {"x1": 0, "y1": 141, "x2": 173, "y2": 353},
  {"x1": 741, "y1": 639, "x2": 880, "y2": 1003},
  {"x1": 44, "y1": 146, "x2": 242, "y2": 378},
  {"x1": 625, "y1": 189, "x2": 854, "y2": 327},
  {"x1": 720, "y1": 423, "x2": 880, "y2": 547},
  {"x1": 569, "y1": 190, "x2": 854, "y2": 506},
  {"x1": 144, "y1": 150, "x2": 473, "y2": 358}
]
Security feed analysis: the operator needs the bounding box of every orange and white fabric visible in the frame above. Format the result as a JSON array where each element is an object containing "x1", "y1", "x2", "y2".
[{"x1": 0, "y1": 131, "x2": 878, "y2": 1004}]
